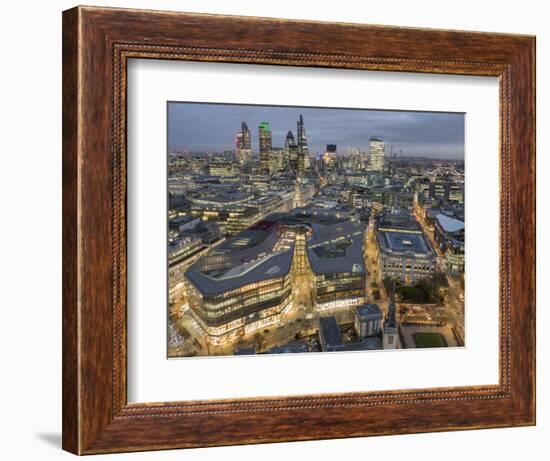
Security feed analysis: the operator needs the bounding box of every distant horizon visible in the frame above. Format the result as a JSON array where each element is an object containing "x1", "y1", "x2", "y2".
[
  {"x1": 168, "y1": 150, "x2": 465, "y2": 162},
  {"x1": 168, "y1": 101, "x2": 465, "y2": 160}
]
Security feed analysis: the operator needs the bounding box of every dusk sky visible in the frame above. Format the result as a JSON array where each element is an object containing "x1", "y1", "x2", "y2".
[{"x1": 168, "y1": 102, "x2": 465, "y2": 159}]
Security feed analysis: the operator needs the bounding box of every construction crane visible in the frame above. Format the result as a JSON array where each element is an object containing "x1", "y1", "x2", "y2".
[{"x1": 388, "y1": 145, "x2": 403, "y2": 162}]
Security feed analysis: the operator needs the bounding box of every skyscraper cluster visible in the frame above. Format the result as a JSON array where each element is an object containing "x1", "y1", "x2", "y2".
[
  {"x1": 167, "y1": 104, "x2": 465, "y2": 358},
  {"x1": 234, "y1": 115, "x2": 312, "y2": 176}
]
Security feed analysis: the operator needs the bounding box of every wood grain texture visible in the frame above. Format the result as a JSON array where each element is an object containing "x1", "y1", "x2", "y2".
[
  {"x1": 62, "y1": 7, "x2": 79, "y2": 454},
  {"x1": 62, "y1": 5, "x2": 536, "y2": 455}
]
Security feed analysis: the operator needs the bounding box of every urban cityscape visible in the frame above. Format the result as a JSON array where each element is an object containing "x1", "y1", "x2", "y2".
[{"x1": 167, "y1": 103, "x2": 465, "y2": 358}]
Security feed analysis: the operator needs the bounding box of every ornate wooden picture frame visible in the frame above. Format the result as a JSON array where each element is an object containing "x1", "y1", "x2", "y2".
[{"x1": 62, "y1": 6, "x2": 535, "y2": 455}]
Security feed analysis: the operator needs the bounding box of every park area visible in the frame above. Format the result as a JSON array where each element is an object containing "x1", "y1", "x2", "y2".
[{"x1": 413, "y1": 332, "x2": 448, "y2": 348}]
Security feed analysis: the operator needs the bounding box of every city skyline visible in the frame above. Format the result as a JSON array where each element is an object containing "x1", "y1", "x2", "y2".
[
  {"x1": 168, "y1": 102, "x2": 465, "y2": 159},
  {"x1": 167, "y1": 101, "x2": 465, "y2": 358}
]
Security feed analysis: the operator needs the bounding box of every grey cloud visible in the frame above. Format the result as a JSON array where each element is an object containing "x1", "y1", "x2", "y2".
[{"x1": 168, "y1": 102, "x2": 464, "y2": 159}]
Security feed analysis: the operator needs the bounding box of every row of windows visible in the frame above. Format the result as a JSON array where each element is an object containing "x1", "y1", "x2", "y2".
[{"x1": 382, "y1": 263, "x2": 434, "y2": 271}]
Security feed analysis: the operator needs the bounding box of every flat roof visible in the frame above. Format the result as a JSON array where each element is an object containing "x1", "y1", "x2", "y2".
[
  {"x1": 335, "y1": 336, "x2": 383, "y2": 351},
  {"x1": 319, "y1": 316, "x2": 343, "y2": 348},
  {"x1": 186, "y1": 248, "x2": 293, "y2": 296},
  {"x1": 307, "y1": 220, "x2": 366, "y2": 275},
  {"x1": 356, "y1": 303, "x2": 383, "y2": 317},
  {"x1": 377, "y1": 213, "x2": 422, "y2": 232},
  {"x1": 380, "y1": 231, "x2": 430, "y2": 253}
]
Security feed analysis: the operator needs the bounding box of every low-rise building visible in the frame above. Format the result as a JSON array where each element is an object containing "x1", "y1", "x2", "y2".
[
  {"x1": 319, "y1": 316, "x2": 343, "y2": 351},
  {"x1": 376, "y1": 213, "x2": 437, "y2": 284},
  {"x1": 355, "y1": 303, "x2": 383, "y2": 339}
]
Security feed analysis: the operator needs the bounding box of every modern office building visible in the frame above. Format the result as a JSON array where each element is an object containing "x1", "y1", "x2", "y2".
[
  {"x1": 319, "y1": 316, "x2": 344, "y2": 351},
  {"x1": 236, "y1": 121, "x2": 252, "y2": 165},
  {"x1": 284, "y1": 130, "x2": 298, "y2": 172},
  {"x1": 376, "y1": 213, "x2": 437, "y2": 284},
  {"x1": 188, "y1": 190, "x2": 290, "y2": 235},
  {"x1": 208, "y1": 157, "x2": 234, "y2": 177},
  {"x1": 269, "y1": 147, "x2": 284, "y2": 174},
  {"x1": 183, "y1": 208, "x2": 369, "y2": 346},
  {"x1": 185, "y1": 220, "x2": 294, "y2": 345},
  {"x1": 414, "y1": 177, "x2": 431, "y2": 200},
  {"x1": 321, "y1": 145, "x2": 338, "y2": 173},
  {"x1": 259, "y1": 121, "x2": 272, "y2": 174},
  {"x1": 369, "y1": 136, "x2": 385, "y2": 171},
  {"x1": 307, "y1": 218, "x2": 367, "y2": 311},
  {"x1": 168, "y1": 236, "x2": 205, "y2": 304},
  {"x1": 355, "y1": 303, "x2": 383, "y2": 339},
  {"x1": 434, "y1": 214, "x2": 465, "y2": 273},
  {"x1": 449, "y1": 182, "x2": 465, "y2": 203},
  {"x1": 296, "y1": 115, "x2": 309, "y2": 175}
]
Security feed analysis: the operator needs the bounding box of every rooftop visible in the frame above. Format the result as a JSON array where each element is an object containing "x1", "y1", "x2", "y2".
[
  {"x1": 186, "y1": 248, "x2": 293, "y2": 296},
  {"x1": 264, "y1": 342, "x2": 309, "y2": 354},
  {"x1": 379, "y1": 230, "x2": 430, "y2": 254},
  {"x1": 356, "y1": 303, "x2": 383, "y2": 318},
  {"x1": 307, "y1": 219, "x2": 366, "y2": 275},
  {"x1": 333, "y1": 336, "x2": 383, "y2": 351},
  {"x1": 436, "y1": 214, "x2": 465, "y2": 233},
  {"x1": 220, "y1": 227, "x2": 272, "y2": 252},
  {"x1": 319, "y1": 316, "x2": 343, "y2": 349},
  {"x1": 377, "y1": 213, "x2": 422, "y2": 232}
]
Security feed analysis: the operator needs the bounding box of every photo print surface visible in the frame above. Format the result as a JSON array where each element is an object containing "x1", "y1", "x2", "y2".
[{"x1": 167, "y1": 102, "x2": 465, "y2": 358}]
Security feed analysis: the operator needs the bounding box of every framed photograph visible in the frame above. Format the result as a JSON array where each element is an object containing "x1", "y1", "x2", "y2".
[{"x1": 62, "y1": 6, "x2": 535, "y2": 455}]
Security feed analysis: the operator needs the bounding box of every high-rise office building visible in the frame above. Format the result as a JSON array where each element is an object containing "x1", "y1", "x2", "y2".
[
  {"x1": 241, "y1": 121, "x2": 251, "y2": 149},
  {"x1": 269, "y1": 147, "x2": 284, "y2": 173},
  {"x1": 297, "y1": 115, "x2": 309, "y2": 175},
  {"x1": 236, "y1": 121, "x2": 252, "y2": 165},
  {"x1": 258, "y1": 121, "x2": 272, "y2": 174},
  {"x1": 284, "y1": 130, "x2": 298, "y2": 172},
  {"x1": 346, "y1": 147, "x2": 362, "y2": 170},
  {"x1": 369, "y1": 136, "x2": 385, "y2": 171}
]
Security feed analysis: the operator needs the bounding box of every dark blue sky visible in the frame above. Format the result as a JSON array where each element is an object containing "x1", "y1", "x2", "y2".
[{"x1": 168, "y1": 102, "x2": 464, "y2": 159}]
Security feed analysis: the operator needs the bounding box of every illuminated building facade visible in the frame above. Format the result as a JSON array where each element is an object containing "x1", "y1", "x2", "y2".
[
  {"x1": 355, "y1": 303, "x2": 383, "y2": 339},
  {"x1": 208, "y1": 157, "x2": 234, "y2": 177},
  {"x1": 307, "y1": 219, "x2": 367, "y2": 311},
  {"x1": 434, "y1": 214, "x2": 465, "y2": 273},
  {"x1": 297, "y1": 115, "x2": 309, "y2": 175},
  {"x1": 369, "y1": 136, "x2": 385, "y2": 171},
  {"x1": 183, "y1": 209, "x2": 369, "y2": 346},
  {"x1": 269, "y1": 147, "x2": 284, "y2": 174},
  {"x1": 284, "y1": 130, "x2": 298, "y2": 172},
  {"x1": 236, "y1": 121, "x2": 252, "y2": 165},
  {"x1": 376, "y1": 213, "x2": 437, "y2": 284},
  {"x1": 185, "y1": 221, "x2": 293, "y2": 345},
  {"x1": 259, "y1": 121, "x2": 272, "y2": 174},
  {"x1": 168, "y1": 236, "x2": 205, "y2": 304}
]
